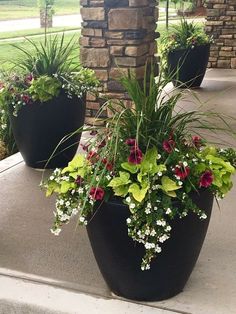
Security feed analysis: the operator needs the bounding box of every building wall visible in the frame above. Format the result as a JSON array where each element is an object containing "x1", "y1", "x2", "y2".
[
  {"x1": 206, "y1": 0, "x2": 236, "y2": 68},
  {"x1": 80, "y1": 0, "x2": 159, "y2": 123}
]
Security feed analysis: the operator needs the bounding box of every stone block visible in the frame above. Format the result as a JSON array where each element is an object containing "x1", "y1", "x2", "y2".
[
  {"x1": 108, "y1": 9, "x2": 142, "y2": 30},
  {"x1": 94, "y1": 69, "x2": 109, "y2": 81},
  {"x1": 125, "y1": 44, "x2": 149, "y2": 57},
  {"x1": 110, "y1": 46, "x2": 124, "y2": 56},
  {"x1": 81, "y1": 7, "x2": 105, "y2": 21},
  {"x1": 80, "y1": 48, "x2": 110, "y2": 68},
  {"x1": 129, "y1": 0, "x2": 148, "y2": 6},
  {"x1": 231, "y1": 58, "x2": 236, "y2": 68},
  {"x1": 217, "y1": 60, "x2": 231, "y2": 68}
]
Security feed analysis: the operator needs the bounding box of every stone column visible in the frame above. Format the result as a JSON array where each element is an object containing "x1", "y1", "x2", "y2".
[
  {"x1": 206, "y1": 0, "x2": 236, "y2": 69},
  {"x1": 80, "y1": 0, "x2": 159, "y2": 123}
]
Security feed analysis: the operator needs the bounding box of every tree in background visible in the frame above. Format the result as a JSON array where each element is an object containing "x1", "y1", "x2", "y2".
[{"x1": 38, "y1": 0, "x2": 55, "y2": 28}]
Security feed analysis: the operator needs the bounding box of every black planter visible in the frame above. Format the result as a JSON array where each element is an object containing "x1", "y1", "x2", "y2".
[
  {"x1": 167, "y1": 44, "x2": 210, "y2": 88},
  {"x1": 10, "y1": 92, "x2": 86, "y2": 169},
  {"x1": 87, "y1": 189, "x2": 214, "y2": 301}
]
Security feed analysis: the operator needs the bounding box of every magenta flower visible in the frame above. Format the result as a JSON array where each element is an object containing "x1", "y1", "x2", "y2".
[
  {"x1": 128, "y1": 148, "x2": 143, "y2": 164},
  {"x1": 75, "y1": 176, "x2": 83, "y2": 185},
  {"x1": 102, "y1": 158, "x2": 113, "y2": 171},
  {"x1": 21, "y1": 94, "x2": 31, "y2": 104},
  {"x1": 192, "y1": 136, "x2": 202, "y2": 149},
  {"x1": 199, "y1": 170, "x2": 213, "y2": 188},
  {"x1": 174, "y1": 164, "x2": 190, "y2": 180},
  {"x1": 90, "y1": 130, "x2": 98, "y2": 136},
  {"x1": 125, "y1": 138, "x2": 137, "y2": 147},
  {"x1": 90, "y1": 187, "x2": 105, "y2": 201},
  {"x1": 163, "y1": 139, "x2": 175, "y2": 153}
]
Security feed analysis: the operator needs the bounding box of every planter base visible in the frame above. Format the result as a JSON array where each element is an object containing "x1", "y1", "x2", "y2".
[{"x1": 87, "y1": 190, "x2": 214, "y2": 301}]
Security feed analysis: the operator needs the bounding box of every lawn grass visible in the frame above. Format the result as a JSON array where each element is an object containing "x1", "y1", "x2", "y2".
[
  {"x1": 0, "y1": 31, "x2": 81, "y2": 70},
  {"x1": 0, "y1": 27, "x2": 80, "y2": 40},
  {"x1": 0, "y1": 0, "x2": 80, "y2": 20}
]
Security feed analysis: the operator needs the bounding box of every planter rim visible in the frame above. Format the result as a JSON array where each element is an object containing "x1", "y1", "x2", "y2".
[{"x1": 168, "y1": 43, "x2": 210, "y2": 54}]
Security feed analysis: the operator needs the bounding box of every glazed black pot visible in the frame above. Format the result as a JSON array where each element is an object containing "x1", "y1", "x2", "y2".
[
  {"x1": 87, "y1": 189, "x2": 214, "y2": 301},
  {"x1": 10, "y1": 92, "x2": 86, "y2": 169},
  {"x1": 167, "y1": 44, "x2": 210, "y2": 88}
]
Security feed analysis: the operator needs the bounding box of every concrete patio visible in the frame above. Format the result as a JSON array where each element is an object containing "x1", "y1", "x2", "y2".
[{"x1": 0, "y1": 69, "x2": 236, "y2": 314}]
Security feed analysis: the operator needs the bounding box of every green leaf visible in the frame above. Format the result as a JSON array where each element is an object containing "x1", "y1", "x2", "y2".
[
  {"x1": 140, "y1": 147, "x2": 159, "y2": 175},
  {"x1": 121, "y1": 162, "x2": 139, "y2": 174},
  {"x1": 60, "y1": 181, "x2": 75, "y2": 194},
  {"x1": 128, "y1": 183, "x2": 149, "y2": 202},
  {"x1": 62, "y1": 154, "x2": 85, "y2": 174},
  {"x1": 160, "y1": 176, "x2": 181, "y2": 197},
  {"x1": 46, "y1": 182, "x2": 60, "y2": 196},
  {"x1": 108, "y1": 172, "x2": 131, "y2": 188},
  {"x1": 206, "y1": 155, "x2": 235, "y2": 173},
  {"x1": 113, "y1": 185, "x2": 129, "y2": 197}
]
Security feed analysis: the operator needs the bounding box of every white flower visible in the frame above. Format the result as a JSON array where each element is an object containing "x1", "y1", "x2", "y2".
[
  {"x1": 106, "y1": 175, "x2": 111, "y2": 181},
  {"x1": 200, "y1": 213, "x2": 207, "y2": 220},
  {"x1": 59, "y1": 199, "x2": 64, "y2": 206},
  {"x1": 79, "y1": 216, "x2": 85, "y2": 223},
  {"x1": 150, "y1": 229, "x2": 156, "y2": 236},
  {"x1": 166, "y1": 208, "x2": 172, "y2": 215},
  {"x1": 157, "y1": 154, "x2": 161, "y2": 159},
  {"x1": 126, "y1": 218, "x2": 131, "y2": 224},
  {"x1": 78, "y1": 187, "x2": 84, "y2": 194},
  {"x1": 129, "y1": 203, "x2": 135, "y2": 209},
  {"x1": 49, "y1": 175, "x2": 55, "y2": 180},
  {"x1": 145, "y1": 208, "x2": 151, "y2": 214},
  {"x1": 154, "y1": 206, "x2": 158, "y2": 211},
  {"x1": 183, "y1": 161, "x2": 188, "y2": 167},
  {"x1": 165, "y1": 226, "x2": 172, "y2": 232},
  {"x1": 60, "y1": 214, "x2": 70, "y2": 221},
  {"x1": 155, "y1": 246, "x2": 162, "y2": 253},
  {"x1": 51, "y1": 228, "x2": 61, "y2": 236},
  {"x1": 178, "y1": 181, "x2": 183, "y2": 186},
  {"x1": 174, "y1": 148, "x2": 180, "y2": 152},
  {"x1": 72, "y1": 208, "x2": 78, "y2": 216},
  {"x1": 65, "y1": 201, "x2": 70, "y2": 207},
  {"x1": 126, "y1": 197, "x2": 131, "y2": 203}
]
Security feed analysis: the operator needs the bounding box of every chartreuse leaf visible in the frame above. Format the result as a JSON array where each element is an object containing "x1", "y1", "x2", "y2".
[
  {"x1": 113, "y1": 185, "x2": 129, "y2": 197},
  {"x1": 60, "y1": 181, "x2": 76, "y2": 194},
  {"x1": 140, "y1": 147, "x2": 159, "y2": 175},
  {"x1": 161, "y1": 176, "x2": 182, "y2": 197},
  {"x1": 121, "y1": 162, "x2": 139, "y2": 174},
  {"x1": 128, "y1": 183, "x2": 149, "y2": 202},
  {"x1": 108, "y1": 172, "x2": 131, "y2": 197},
  {"x1": 206, "y1": 155, "x2": 235, "y2": 173},
  {"x1": 108, "y1": 172, "x2": 131, "y2": 187},
  {"x1": 46, "y1": 182, "x2": 60, "y2": 197},
  {"x1": 62, "y1": 154, "x2": 85, "y2": 174}
]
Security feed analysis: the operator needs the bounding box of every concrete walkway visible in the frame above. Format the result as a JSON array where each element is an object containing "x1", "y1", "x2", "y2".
[{"x1": 0, "y1": 69, "x2": 236, "y2": 313}]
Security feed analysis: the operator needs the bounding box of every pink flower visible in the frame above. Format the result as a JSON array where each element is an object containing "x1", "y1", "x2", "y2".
[
  {"x1": 102, "y1": 158, "x2": 113, "y2": 171},
  {"x1": 75, "y1": 176, "x2": 83, "y2": 185},
  {"x1": 192, "y1": 136, "x2": 202, "y2": 149},
  {"x1": 163, "y1": 139, "x2": 175, "y2": 153},
  {"x1": 125, "y1": 138, "x2": 137, "y2": 147},
  {"x1": 21, "y1": 94, "x2": 31, "y2": 104},
  {"x1": 128, "y1": 148, "x2": 143, "y2": 164},
  {"x1": 174, "y1": 163, "x2": 190, "y2": 180},
  {"x1": 87, "y1": 151, "x2": 98, "y2": 163},
  {"x1": 199, "y1": 170, "x2": 213, "y2": 188},
  {"x1": 90, "y1": 187, "x2": 105, "y2": 201},
  {"x1": 25, "y1": 73, "x2": 33, "y2": 84}
]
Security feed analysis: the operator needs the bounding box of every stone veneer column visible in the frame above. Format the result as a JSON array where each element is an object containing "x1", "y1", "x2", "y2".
[
  {"x1": 206, "y1": 0, "x2": 236, "y2": 68},
  {"x1": 80, "y1": 0, "x2": 159, "y2": 123}
]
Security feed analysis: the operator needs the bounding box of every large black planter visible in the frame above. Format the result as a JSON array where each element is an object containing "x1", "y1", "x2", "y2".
[
  {"x1": 87, "y1": 189, "x2": 214, "y2": 301},
  {"x1": 167, "y1": 44, "x2": 210, "y2": 88},
  {"x1": 10, "y1": 92, "x2": 86, "y2": 169}
]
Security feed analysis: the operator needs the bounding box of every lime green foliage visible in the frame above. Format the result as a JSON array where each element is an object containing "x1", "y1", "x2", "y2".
[
  {"x1": 29, "y1": 76, "x2": 61, "y2": 102},
  {"x1": 43, "y1": 70, "x2": 236, "y2": 271}
]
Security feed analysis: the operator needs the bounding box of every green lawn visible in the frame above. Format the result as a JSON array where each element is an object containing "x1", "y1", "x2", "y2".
[
  {"x1": 0, "y1": 0, "x2": 80, "y2": 20},
  {"x1": 0, "y1": 31, "x2": 81, "y2": 70},
  {"x1": 0, "y1": 27, "x2": 80, "y2": 40}
]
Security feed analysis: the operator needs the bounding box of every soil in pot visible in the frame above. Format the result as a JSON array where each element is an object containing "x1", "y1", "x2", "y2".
[{"x1": 87, "y1": 189, "x2": 214, "y2": 301}]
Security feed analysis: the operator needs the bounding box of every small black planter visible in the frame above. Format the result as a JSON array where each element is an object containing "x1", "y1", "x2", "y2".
[
  {"x1": 167, "y1": 44, "x2": 210, "y2": 88},
  {"x1": 87, "y1": 189, "x2": 214, "y2": 301},
  {"x1": 10, "y1": 92, "x2": 86, "y2": 169}
]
